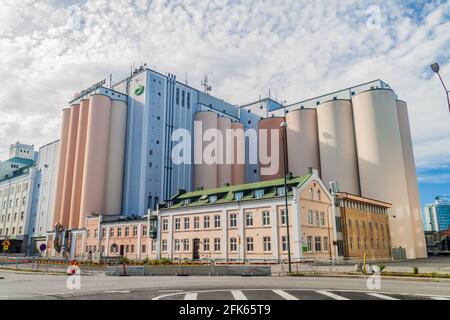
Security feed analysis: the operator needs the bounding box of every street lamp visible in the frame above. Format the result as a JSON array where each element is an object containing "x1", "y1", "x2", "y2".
[
  {"x1": 280, "y1": 115, "x2": 292, "y2": 274},
  {"x1": 430, "y1": 62, "x2": 450, "y2": 113}
]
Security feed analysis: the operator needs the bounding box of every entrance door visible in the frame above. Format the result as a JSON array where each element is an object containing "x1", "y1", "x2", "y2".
[{"x1": 193, "y1": 239, "x2": 200, "y2": 260}]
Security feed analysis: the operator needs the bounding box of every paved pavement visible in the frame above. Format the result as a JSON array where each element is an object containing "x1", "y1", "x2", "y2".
[{"x1": 1, "y1": 270, "x2": 449, "y2": 300}]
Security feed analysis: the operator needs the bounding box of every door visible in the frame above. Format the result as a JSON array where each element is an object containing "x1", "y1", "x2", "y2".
[{"x1": 193, "y1": 238, "x2": 200, "y2": 260}]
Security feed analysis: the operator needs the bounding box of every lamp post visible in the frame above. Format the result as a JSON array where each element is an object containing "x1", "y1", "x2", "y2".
[
  {"x1": 280, "y1": 116, "x2": 292, "y2": 274},
  {"x1": 430, "y1": 63, "x2": 450, "y2": 113}
]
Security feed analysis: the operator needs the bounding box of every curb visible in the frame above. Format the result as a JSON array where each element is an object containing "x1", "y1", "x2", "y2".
[{"x1": 286, "y1": 273, "x2": 450, "y2": 283}]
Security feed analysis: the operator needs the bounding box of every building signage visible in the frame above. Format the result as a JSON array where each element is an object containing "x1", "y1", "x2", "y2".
[
  {"x1": 74, "y1": 79, "x2": 106, "y2": 99},
  {"x1": 135, "y1": 84, "x2": 145, "y2": 96}
]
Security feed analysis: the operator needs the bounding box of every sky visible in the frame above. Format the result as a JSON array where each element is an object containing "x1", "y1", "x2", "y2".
[{"x1": 0, "y1": 0, "x2": 449, "y2": 209}]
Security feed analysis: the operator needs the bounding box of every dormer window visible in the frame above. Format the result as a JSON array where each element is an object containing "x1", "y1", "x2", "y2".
[
  {"x1": 183, "y1": 199, "x2": 191, "y2": 206},
  {"x1": 254, "y1": 189, "x2": 264, "y2": 199},
  {"x1": 277, "y1": 187, "x2": 286, "y2": 196},
  {"x1": 209, "y1": 195, "x2": 218, "y2": 203},
  {"x1": 234, "y1": 192, "x2": 244, "y2": 201},
  {"x1": 166, "y1": 201, "x2": 173, "y2": 208}
]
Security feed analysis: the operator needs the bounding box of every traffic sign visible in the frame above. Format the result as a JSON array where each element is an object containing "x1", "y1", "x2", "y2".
[{"x1": 39, "y1": 244, "x2": 47, "y2": 252}]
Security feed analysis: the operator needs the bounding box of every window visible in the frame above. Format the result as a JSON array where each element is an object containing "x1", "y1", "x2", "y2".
[
  {"x1": 281, "y1": 236, "x2": 287, "y2": 252},
  {"x1": 246, "y1": 237, "x2": 254, "y2": 252},
  {"x1": 317, "y1": 190, "x2": 321, "y2": 201},
  {"x1": 133, "y1": 226, "x2": 138, "y2": 236},
  {"x1": 142, "y1": 244, "x2": 147, "y2": 253},
  {"x1": 203, "y1": 238, "x2": 210, "y2": 252},
  {"x1": 125, "y1": 227, "x2": 130, "y2": 236},
  {"x1": 349, "y1": 237, "x2": 353, "y2": 249},
  {"x1": 176, "y1": 88, "x2": 180, "y2": 105},
  {"x1": 315, "y1": 236, "x2": 322, "y2": 251},
  {"x1": 87, "y1": 230, "x2": 91, "y2": 238},
  {"x1": 262, "y1": 211, "x2": 270, "y2": 226},
  {"x1": 162, "y1": 240, "x2": 168, "y2": 252},
  {"x1": 245, "y1": 212, "x2": 253, "y2": 227},
  {"x1": 183, "y1": 239, "x2": 190, "y2": 251},
  {"x1": 184, "y1": 217, "x2": 190, "y2": 230},
  {"x1": 323, "y1": 237, "x2": 329, "y2": 251},
  {"x1": 152, "y1": 241, "x2": 156, "y2": 252},
  {"x1": 214, "y1": 238, "x2": 221, "y2": 252},
  {"x1": 162, "y1": 219, "x2": 168, "y2": 231},
  {"x1": 204, "y1": 216, "x2": 210, "y2": 228},
  {"x1": 357, "y1": 237, "x2": 361, "y2": 250},
  {"x1": 308, "y1": 210, "x2": 313, "y2": 225},
  {"x1": 214, "y1": 215, "x2": 221, "y2": 228},
  {"x1": 175, "y1": 218, "x2": 181, "y2": 230},
  {"x1": 142, "y1": 225, "x2": 147, "y2": 236},
  {"x1": 174, "y1": 239, "x2": 181, "y2": 252},
  {"x1": 277, "y1": 187, "x2": 285, "y2": 196},
  {"x1": 181, "y1": 90, "x2": 185, "y2": 106},
  {"x1": 117, "y1": 227, "x2": 122, "y2": 237},
  {"x1": 315, "y1": 211, "x2": 320, "y2": 226},
  {"x1": 125, "y1": 245, "x2": 129, "y2": 253},
  {"x1": 254, "y1": 189, "x2": 264, "y2": 198},
  {"x1": 320, "y1": 212, "x2": 326, "y2": 226},
  {"x1": 209, "y1": 195, "x2": 217, "y2": 203},
  {"x1": 230, "y1": 238, "x2": 237, "y2": 252},
  {"x1": 131, "y1": 245, "x2": 135, "y2": 253},
  {"x1": 234, "y1": 192, "x2": 243, "y2": 201},
  {"x1": 263, "y1": 237, "x2": 271, "y2": 252},
  {"x1": 309, "y1": 188, "x2": 313, "y2": 199},
  {"x1": 280, "y1": 209, "x2": 287, "y2": 225},
  {"x1": 187, "y1": 92, "x2": 191, "y2": 108},
  {"x1": 335, "y1": 216, "x2": 342, "y2": 232},
  {"x1": 194, "y1": 217, "x2": 200, "y2": 229},
  {"x1": 229, "y1": 213, "x2": 237, "y2": 227}
]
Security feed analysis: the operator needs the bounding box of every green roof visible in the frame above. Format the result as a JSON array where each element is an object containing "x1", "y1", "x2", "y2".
[{"x1": 161, "y1": 173, "x2": 312, "y2": 210}]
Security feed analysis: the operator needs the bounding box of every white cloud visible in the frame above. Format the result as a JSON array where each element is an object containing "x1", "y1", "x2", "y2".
[{"x1": 0, "y1": 0, "x2": 449, "y2": 177}]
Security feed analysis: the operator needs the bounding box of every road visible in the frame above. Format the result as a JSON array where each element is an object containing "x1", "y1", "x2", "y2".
[{"x1": 0, "y1": 270, "x2": 449, "y2": 300}]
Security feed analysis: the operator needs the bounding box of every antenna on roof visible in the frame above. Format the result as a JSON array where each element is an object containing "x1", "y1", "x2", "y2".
[
  {"x1": 185, "y1": 73, "x2": 188, "y2": 85},
  {"x1": 201, "y1": 75, "x2": 212, "y2": 94}
]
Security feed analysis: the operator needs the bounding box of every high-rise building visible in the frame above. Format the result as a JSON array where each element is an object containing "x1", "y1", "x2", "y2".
[{"x1": 424, "y1": 197, "x2": 450, "y2": 232}]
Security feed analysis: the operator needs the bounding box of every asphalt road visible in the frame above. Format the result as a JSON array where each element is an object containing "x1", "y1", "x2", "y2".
[{"x1": 0, "y1": 271, "x2": 449, "y2": 300}]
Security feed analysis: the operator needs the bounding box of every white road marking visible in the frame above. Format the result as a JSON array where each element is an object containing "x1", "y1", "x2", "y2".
[
  {"x1": 184, "y1": 293, "x2": 198, "y2": 300},
  {"x1": 158, "y1": 290, "x2": 183, "y2": 293},
  {"x1": 104, "y1": 290, "x2": 130, "y2": 294},
  {"x1": 231, "y1": 290, "x2": 248, "y2": 300},
  {"x1": 430, "y1": 296, "x2": 450, "y2": 300},
  {"x1": 367, "y1": 293, "x2": 399, "y2": 300},
  {"x1": 316, "y1": 290, "x2": 349, "y2": 300},
  {"x1": 272, "y1": 289, "x2": 299, "y2": 300}
]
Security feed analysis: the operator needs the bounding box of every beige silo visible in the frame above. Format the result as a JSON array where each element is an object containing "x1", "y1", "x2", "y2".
[
  {"x1": 79, "y1": 94, "x2": 112, "y2": 227},
  {"x1": 217, "y1": 117, "x2": 232, "y2": 187},
  {"x1": 194, "y1": 111, "x2": 218, "y2": 190},
  {"x1": 258, "y1": 117, "x2": 286, "y2": 181},
  {"x1": 52, "y1": 108, "x2": 71, "y2": 226},
  {"x1": 231, "y1": 122, "x2": 246, "y2": 185},
  {"x1": 286, "y1": 109, "x2": 320, "y2": 177},
  {"x1": 104, "y1": 99, "x2": 127, "y2": 216},
  {"x1": 60, "y1": 104, "x2": 80, "y2": 227},
  {"x1": 317, "y1": 100, "x2": 360, "y2": 195},
  {"x1": 352, "y1": 89, "x2": 418, "y2": 259},
  {"x1": 69, "y1": 99, "x2": 90, "y2": 229},
  {"x1": 396, "y1": 100, "x2": 427, "y2": 258}
]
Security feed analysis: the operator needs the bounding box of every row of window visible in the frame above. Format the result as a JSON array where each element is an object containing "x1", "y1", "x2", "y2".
[
  {"x1": 175, "y1": 88, "x2": 191, "y2": 108},
  {"x1": 343, "y1": 200, "x2": 387, "y2": 214},
  {"x1": 307, "y1": 210, "x2": 327, "y2": 227},
  {"x1": 305, "y1": 236, "x2": 329, "y2": 252},
  {"x1": 86, "y1": 241, "x2": 158, "y2": 255},
  {"x1": 349, "y1": 237, "x2": 387, "y2": 251},
  {"x1": 86, "y1": 225, "x2": 148, "y2": 239},
  {"x1": 0, "y1": 211, "x2": 25, "y2": 223},
  {"x1": 0, "y1": 183, "x2": 28, "y2": 197},
  {"x1": 1, "y1": 197, "x2": 27, "y2": 209},
  {"x1": 348, "y1": 220, "x2": 386, "y2": 239},
  {"x1": 164, "y1": 210, "x2": 289, "y2": 232},
  {"x1": 0, "y1": 226, "x2": 23, "y2": 236}
]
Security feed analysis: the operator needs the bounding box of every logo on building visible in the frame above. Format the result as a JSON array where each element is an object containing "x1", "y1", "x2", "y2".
[{"x1": 135, "y1": 85, "x2": 145, "y2": 96}]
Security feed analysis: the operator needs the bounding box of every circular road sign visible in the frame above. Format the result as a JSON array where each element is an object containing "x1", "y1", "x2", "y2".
[{"x1": 39, "y1": 244, "x2": 47, "y2": 252}]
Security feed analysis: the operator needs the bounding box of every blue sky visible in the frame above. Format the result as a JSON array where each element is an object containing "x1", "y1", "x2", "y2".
[{"x1": 0, "y1": 0, "x2": 449, "y2": 211}]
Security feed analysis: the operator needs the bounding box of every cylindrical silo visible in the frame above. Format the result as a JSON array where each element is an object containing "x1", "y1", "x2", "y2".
[
  {"x1": 217, "y1": 117, "x2": 232, "y2": 187},
  {"x1": 231, "y1": 122, "x2": 246, "y2": 185},
  {"x1": 104, "y1": 99, "x2": 127, "y2": 216},
  {"x1": 60, "y1": 104, "x2": 80, "y2": 228},
  {"x1": 69, "y1": 99, "x2": 90, "y2": 229},
  {"x1": 286, "y1": 109, "x2": 320, "y2": 177},
  {"x1": 352, "y1": 89, "x2": 417, "y2": 259},
  {"x1": 258, "y1": 117, "x2": 286, "y2": 181},
  {"x1": 79, "y1": 94, "x2": 112, "y2": 227},
  {"x1": 194, "y1": 111, "x2": 218, "y2": 190},
  {"x1": 52, "y1": 108, "x2": 71, "y2": 226},
  {"x1": 396, "y1": 100, "x2": 427, "y2": 258},
  {"x1": 317, "y1": 100, "x2": 360, "y2": 195}
]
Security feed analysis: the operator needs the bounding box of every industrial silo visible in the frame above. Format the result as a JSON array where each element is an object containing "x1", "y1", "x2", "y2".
[
  {"x1": 60, "y1": 104, "x2": 80, "y2": 227},
  {"x1": 396, "y1": 100, "x2": 427, "y2": 258},
  {"x1": 79, "y1": 94, "x2": 112, "y2": 227},
  {"x1": 258, "y1": 117, "x2": 286, "y2": 181},
  {"x1": 217, "y1": 117, "x2": 232, "y2": 187},
  {"x1": 69, "y1": 99, "x2": 90, "y2": 229},
  {"x1": 231, "y1": 122, "x2": 246, "y2": 185},
  {"x1": 285, "y1": 109, "x2": 320, "y2": 177},
  {"x1": 52, "y1": 108, "x2": 71, "y2": 226},
  {"x1": 194, "y1": 111, "x2": 218, "y2": 190},
  {"x1": 317, "y1": 100, "x2": 360, "y2": 195},
  {"x1": 352, "y1": 89, "x2": 417, "y2": 259},
  {"x1": 104, "y1": 99, "x2": 127, "y2": 216}
]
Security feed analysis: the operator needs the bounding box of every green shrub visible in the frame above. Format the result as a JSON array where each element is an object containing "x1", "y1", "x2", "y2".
[
  {"x1": 377, "y1": 264, "x2": 386, "y2": 272},
  {"x1": 412, "y1": 266, "x2": 419, "y2": 275}
]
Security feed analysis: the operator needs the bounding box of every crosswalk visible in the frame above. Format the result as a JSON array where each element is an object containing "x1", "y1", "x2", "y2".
[{"x1": 153, "y1": 289, "x2": 450, "y2": 301}]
